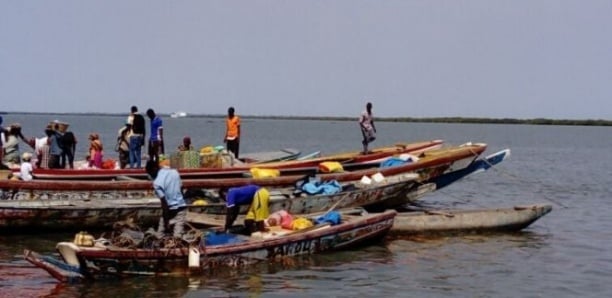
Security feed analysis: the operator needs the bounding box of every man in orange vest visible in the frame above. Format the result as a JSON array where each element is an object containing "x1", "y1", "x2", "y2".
[{"x1": 224, "y1": 106, "x2": 241, "y2": 159}]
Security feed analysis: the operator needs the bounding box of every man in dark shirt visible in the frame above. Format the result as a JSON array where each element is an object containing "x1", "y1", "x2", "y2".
[{"x1": 128, "y1": 106, "x2": 146, "y2": 168}]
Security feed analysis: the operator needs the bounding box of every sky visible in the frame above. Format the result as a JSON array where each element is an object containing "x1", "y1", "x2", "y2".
[{"x1": 1, "y1": 1, "x2": 611, "y2": 120}]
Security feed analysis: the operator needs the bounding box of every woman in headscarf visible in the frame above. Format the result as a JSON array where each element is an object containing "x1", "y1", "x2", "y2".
[
  {"x1": 177, "y1": 136, "x2": 194, "y2": 151},
  {"x1": 88, "y1": 133, "x2": 104, "y2": 168}
]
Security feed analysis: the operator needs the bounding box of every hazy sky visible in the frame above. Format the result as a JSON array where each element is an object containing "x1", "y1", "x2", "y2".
[{"x1": 1, "y1": 1, "x2": 611, "y2": 119}]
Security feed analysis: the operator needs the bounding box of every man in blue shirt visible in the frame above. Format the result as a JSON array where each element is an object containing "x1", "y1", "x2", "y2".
[
  {"x1": 145, "y1": 160, "x2": 186, "y2": 238},
  {"x1": 220, "y1": 184, "x2": 260, "y2": 232},
  {"x1": 146, "y1": 108, "x2": 164, "y2": 163}
]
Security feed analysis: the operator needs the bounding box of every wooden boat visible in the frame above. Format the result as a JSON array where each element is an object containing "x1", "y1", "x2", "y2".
[
  {"x1": 431, "y1": 148, "x2": 510, "y2": 190},
  {"x1": 368, "y1": 148, "x2": 511, "y2": 210},
  {"x1": 0, "y1": 198, "x2": 167, "y2": 232},
  {"x1": 239, "y1": 148, "x2": 301, "y2": 163},
  {"x1": 0, "y1": 173, "x2": 418, "y2": 232},
  {"x1": 388, "y1": 204, "x2": 552, "y2": 235},
  {"x1": 0, "y1": 142, "x2": 484, "y2": 197},
  {"x1": 21, "y1": 140, "x2": 443, "y2": 180},
  {"x1": 23, "y1": 210, "x2": 397, "y2": 282}
]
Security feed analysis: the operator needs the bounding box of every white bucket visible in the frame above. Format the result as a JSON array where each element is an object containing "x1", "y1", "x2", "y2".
[{"x1": 188, "y1": 246, "x2": 200, "y2": 268}]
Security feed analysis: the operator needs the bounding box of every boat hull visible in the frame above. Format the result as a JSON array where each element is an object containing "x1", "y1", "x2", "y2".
[
  {"x1": 18, "y1": 140, "x2": 443, "y2": 181},
  {"x1": 24, "y1": 210, "x2": 397, "y2": 282},
  {"x1": 390, "y1": 204, "x2": 552, "y2": 235}
]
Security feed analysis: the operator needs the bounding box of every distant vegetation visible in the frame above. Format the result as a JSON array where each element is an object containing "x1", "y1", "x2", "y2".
[
  {"x1": 243, "y1": 115, "x2": 612, "y2": 126},
  {"x1": 2, "y1": 111, "x2": 611, "y2": 126}
]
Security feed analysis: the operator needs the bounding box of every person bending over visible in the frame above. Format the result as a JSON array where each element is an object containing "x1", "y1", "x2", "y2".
[
  {"x1": 221, "y1": 184, "x2": 269, "y2": 233},
  {"x1": 146, "y1": 160, "x2": 187, "y2": 238}
]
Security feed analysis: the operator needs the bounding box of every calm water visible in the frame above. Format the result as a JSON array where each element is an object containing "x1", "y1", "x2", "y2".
[{"x1": 1, "y1": 113, "x2": 611, "y2": 297}]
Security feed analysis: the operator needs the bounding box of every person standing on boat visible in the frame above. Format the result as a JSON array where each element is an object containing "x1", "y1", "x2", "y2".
[
  {"x1": 220, "y1": 184, "x2": 270, "y2": 234},
  {"x1": 59, "y1": 125, "x2": 77, "y2": 169},
  {"x1": 224, "y1": 106, "x2": 241, "y2": 159},
  {"x1": 359, "y1": 102, "x2": 376, "y2": 154},
  {"x1": 88, "y1": 133, "x2": 104, "y2": 168},
  {"x1": 34, "y1": 125, "x2": 52, "y2": 169},
  {"x1": 2, "y1": 124, "x2": 27, "y2": 164},
  {"x1": 145, "y1": 160, "x2": 187, "y2": 238},
  {"x1": 146, "y1": 108, "x2": 164, "y2": 164},
  {"x1": 0, "y1": 115, "x2": 5, "y2": 163},
  {"x1": 128, "y1": 106, "x2": 146, "y2": 168},
  {"x1": 115, "y1": 122, "x2": 131, "y2": 169},
  {"x1": 46, "y1": 124, "x2": 63, "y2": 169}
]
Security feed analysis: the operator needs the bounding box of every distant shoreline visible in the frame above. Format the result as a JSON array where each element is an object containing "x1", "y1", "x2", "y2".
[{"x1": 2, "y1": 111, "x2": 611, "y2": 127}]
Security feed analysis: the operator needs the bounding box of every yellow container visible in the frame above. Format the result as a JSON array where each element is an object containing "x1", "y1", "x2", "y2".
[
  {"x1": 73, "y1": 231, "x2": 95, "y2": 247},
  {"x1": 319, "y1": 161, "x2": 344, "y2": 173},
  {"x1": 250, "y1": 168, "x2": 280, "y2": 179}
]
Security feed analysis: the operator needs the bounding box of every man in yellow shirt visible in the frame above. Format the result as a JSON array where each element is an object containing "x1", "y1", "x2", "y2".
[{"x1": 224, "y1": 106, "x2": 241, "y2": 159}]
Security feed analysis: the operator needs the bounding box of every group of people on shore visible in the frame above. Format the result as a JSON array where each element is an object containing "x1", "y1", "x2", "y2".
[
  {"x1": 114, "y1": 106, "x2": 164, "y2": 169},
  {"x1": 2, "y1": 102, "x2": 375, "y2": 242},
  {"x1": 0, "y1": 105, "x2": 243, "y2": 177}
]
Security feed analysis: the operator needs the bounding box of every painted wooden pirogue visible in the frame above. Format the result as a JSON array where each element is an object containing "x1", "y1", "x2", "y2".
[
  {"x1": 186, "y1": 149, "x2": 512, "y2": 227},
  {"x1": 370, "y1": 148, "x2": 510, "y2": 210},
  {"x1": 0, "y1": 143, "x2": 486, "y2": 198},
  {"x1": 0, "y1": 198, "x2": 168, "y2": 232},
  {"x1": 24, "y1": 140, "x2": 443, "y2": 180},
  {"x1": 23, "y1": 210, "x2": 397, "y2": 283},
  {"x1": 387, "y1": 204, "x2": 552, "y2": 235},
  {"x1": 0, "y1": 173, "x2": 419, "y2": 232}
]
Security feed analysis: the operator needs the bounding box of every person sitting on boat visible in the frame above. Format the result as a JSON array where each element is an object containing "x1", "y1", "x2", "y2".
[
  {"x1": 19, "y1": 152, "x2": 33, "y2": 181},
  {"x1": 145, "y1": 160, "x2": 187, "y2": 238},
  {"x1": 220, "y1": 184, "x2": 270, "y2": 234},
  {"x1": 88, "y1": 133, "x2": 104, "y2": 168},
  {"x1": 177, "y1": 136, "x2": 194, "y2": 151}
]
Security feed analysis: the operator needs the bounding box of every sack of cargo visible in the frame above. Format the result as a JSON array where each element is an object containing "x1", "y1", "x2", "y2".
[
  {"x1": 170, "y1": 151, "x2": 201, "y2": 169},
  {"x1": 73, "y1": 231, "x2": 94, "y2": 247},
  {"x1": 200, "y1": 152, "x2": 223, "y2": 168},
  {"x1": 200, "y1": 146, "x2": 214, "y2": 154},
  {"x1": 250, "y1": 168, "x2": 280, "y2": 179},
  {"x1": 318, "y1": 161, "x2": 344, "y2": 173},
  {"x1": 291, "y1": 217, "x2": 314, "y2": 230},
  {"x1": 267, "y1": 210, "x2": 294, "y2": 229}
]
